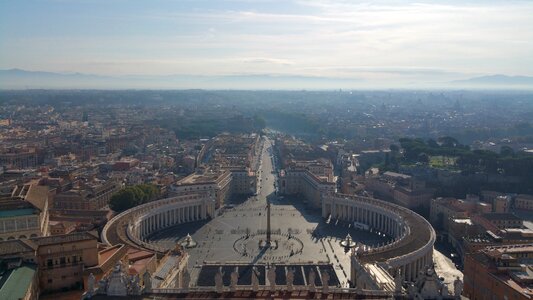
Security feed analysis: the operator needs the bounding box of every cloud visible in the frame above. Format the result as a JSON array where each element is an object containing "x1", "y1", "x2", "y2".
[
  {"x1": 240, "y1": 57, "x2": 293, "y2": 66},
  {"x1": 1, "y1": 0, "x2": 532, "y2": 85}
]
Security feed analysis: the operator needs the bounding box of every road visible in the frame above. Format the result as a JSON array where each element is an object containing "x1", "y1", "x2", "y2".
[{"x1": 433, "y1": 247, "x2": 463, "y2": 294}]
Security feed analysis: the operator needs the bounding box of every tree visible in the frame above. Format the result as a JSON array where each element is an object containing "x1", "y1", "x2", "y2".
[
  {"x1": 438, "y1": 136, "x2": 459, "y2": 148},
  {"x1": 500, "y1": 145, "x2": 514, "y2": 157},
  {"x1": 109, "y1": 184, "x2": 161, "y2": 212},
  {"x1": 427, "y1": 139, "x2": 439, "y2": 148},
  {"x1": 418, "y1": 152, "x2": 430, "y2": 164},
  {"x1": 253, "y1": 114, "x2": 267, "y2": 130},
  {"x1": 109, "y1": 189, "x2": 138, "y2": 212}
]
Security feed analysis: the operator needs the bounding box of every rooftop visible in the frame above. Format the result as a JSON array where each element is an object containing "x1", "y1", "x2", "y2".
[
  {"x1": 0, "y1": 263, "x2": 36, "y2": 300},
  {"x1": 0, "y1": 208, "x2": 37, "y2": 218},
  {"x1": 177, "y1": 173, "x2": 219, "y2": 185},
  {"x1": 452, "y1": 218, "x2": 473, "y2": 225},
  {"x1": 30, "y1": 231, "x2": 97, "y2": 246},
  {"x1": 482, "y1": 213, "x2": 522, "y2": 221},
  {"x1": 0, "y1": 239, "x2": 36, "y2": 256}
]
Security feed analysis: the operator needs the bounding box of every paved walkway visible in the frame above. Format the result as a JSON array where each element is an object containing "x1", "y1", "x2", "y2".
[{"x1": 433, "y1": 248, "x2": 463, "y2": 294}]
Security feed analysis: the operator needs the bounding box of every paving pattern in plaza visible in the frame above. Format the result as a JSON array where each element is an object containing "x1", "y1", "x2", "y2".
[{"x1": 145, "y1": 198, "x2": 390, "y2": 286}]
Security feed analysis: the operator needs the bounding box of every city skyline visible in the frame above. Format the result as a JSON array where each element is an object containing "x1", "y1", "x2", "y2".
[{"x1": 1, "y1": 0, "x2": 533, "y2": 89}]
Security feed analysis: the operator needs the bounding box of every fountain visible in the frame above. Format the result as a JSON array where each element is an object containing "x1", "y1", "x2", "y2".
[
  {"x1": 179, "y1": 233, "x2": 197, "y2": 248},
  {"x1": 340, "y1": 233, "x2": 356, "y2": 248}
]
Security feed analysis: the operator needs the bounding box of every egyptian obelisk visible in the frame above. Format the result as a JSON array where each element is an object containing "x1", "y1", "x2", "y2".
[{"x1": 266, "y1": 198, "x2": 271, "y2": 244}]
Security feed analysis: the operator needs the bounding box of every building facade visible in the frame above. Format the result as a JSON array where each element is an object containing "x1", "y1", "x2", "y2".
[
  {"x1": 31, "y1": 232, "x2": 99, "y2": 293},
  {"x1": 53, "y1": 179, "x2": 120, "y2": 211},
  {"x1": 463, "y1": 244, "x2": 533, "y2": 300}
]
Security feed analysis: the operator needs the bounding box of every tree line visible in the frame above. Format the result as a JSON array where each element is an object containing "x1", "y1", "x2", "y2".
[
  {"x1": 109, "y1": 184, "x2": 161, "y2": 212},
  {"x1": 398, "y1": 137, "x2": 533, "y2": 178}
]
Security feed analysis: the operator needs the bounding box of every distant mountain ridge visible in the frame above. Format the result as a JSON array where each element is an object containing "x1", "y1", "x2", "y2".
[
  {"x1": 0, "y1": 68, "x2": 358, "y2": 90},
  {"x1": 452, "y1": 74, "x2": 533, "y2": 86},
  {"x1": 1, "y1": 69, "x2": 532, "y2": 89}
]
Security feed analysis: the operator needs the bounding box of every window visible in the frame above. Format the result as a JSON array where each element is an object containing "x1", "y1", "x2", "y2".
[
  {"x1": 48, "y1": 279, "x2": 53, "y2": 283},
  {"x1": 47, "y1": 259, "x2": 53, "y2": 267},
  {"x1": 60, "y1": 257, "x2": 66, "y2": 265}
]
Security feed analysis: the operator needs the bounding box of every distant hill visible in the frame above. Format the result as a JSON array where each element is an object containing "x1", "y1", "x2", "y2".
[
  {"x1": 2, "y1": 69, "x2": 532, "y2": 90},
  {"x1": 0, "y1": 69, "x2": 114, "y2": 89},
  {"x1": 0, "y1": 69, "x2": 358, "y2": 90},
  {"x1": 452, "y1": 74, "x2": 533, "y2": 88}
]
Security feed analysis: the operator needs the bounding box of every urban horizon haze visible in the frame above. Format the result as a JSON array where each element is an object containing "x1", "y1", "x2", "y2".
[{"x1": 1, "y1": 0, "x2": 533, "y2": 89}]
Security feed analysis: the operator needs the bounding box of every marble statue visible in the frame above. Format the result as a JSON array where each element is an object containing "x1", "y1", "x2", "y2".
[
  {"x1": 82, "y1": 273, "x2": 97, "y2": 299},
  {"x1": 267, "y1": 265, "x2": 277, "y2": 291},
  {"x1": 96, "y1": 279, "x2": 107, "y2": 294},
  {"x1": 308, "y1": 268, "x2": 316, "y2": 292},
  {"x1": 87, "y1": 273, "x2": 96, "y2": 294},
  {"x1": 230, "y1": 268, "x2": 239, "y2": 291},
  {"x1": 394, "y1": 268, "x2": 403, "y2": 292},
  {"x1": 419, "y1": 267, "x2": 443, "y2": 299},
  {"x1": 215, "y1": 268, "x2": 224, "y2": 293},
  {"x1": 286, "y1": 268, "x2": 294, "y2": 291},
  {"x1": 142, "y1": 271, "x2": 152, "y2": 293},
  {"x1": 321, "y1": 270, "x2": 330, "y2": 294},
  {"x1": 130, "y1": 274, "x2": 141, "y2": 295},
  {"x1": 251, "y1": 266, "x2": 259, "y2": 292},
  {"x1": 415, "y1": 269, "x2": 425, "y2": 289},
  {"x1": 107, "y1": 263, "x2": 128, "y2": 296},
  {"x1": 407, "y1": 282, "x2": 417, "y2": 298},
  {"x1": 453, "y1": 277, "x2": 463, "y2": 298}
]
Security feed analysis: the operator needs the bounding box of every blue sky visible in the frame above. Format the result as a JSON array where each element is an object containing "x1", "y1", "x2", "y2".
[{"x1": 1, "y1": 0, "x2": 533, "y2": 87}]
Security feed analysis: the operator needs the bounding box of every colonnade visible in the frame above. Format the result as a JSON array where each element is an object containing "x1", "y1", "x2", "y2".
[
  {"x1": 102, "y1": 193, "x2": 216, "y2": 247},
  {"x1": 135, "y1": 203, "x2": 209, "y2": 239},
  {"x1": 324, "y1": 200, "x2": 406, "y2": 239},
  {"x1": 322, "y1": 193, "x2": 435, "y2": 283},
  {"x1": 394, "y1": 247, "x2": 433, "y2": 282}
]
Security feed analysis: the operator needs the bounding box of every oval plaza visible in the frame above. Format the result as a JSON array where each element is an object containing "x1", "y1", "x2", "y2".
[{"x1": 101, "y1": 137, "x2": 439, "y2": 297}]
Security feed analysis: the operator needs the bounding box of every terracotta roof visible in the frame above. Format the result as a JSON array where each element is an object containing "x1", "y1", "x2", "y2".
[
  {"x1": 0, "y1": 239, "x2": 37, "y2": 256},
  {"x1": 30, "y1": 231, "x2": 97, "y2": 246}
]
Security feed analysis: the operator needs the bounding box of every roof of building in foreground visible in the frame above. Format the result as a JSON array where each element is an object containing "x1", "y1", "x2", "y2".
[{"x1": 0, "y1": 263, "x2": 36, "y2": 300}]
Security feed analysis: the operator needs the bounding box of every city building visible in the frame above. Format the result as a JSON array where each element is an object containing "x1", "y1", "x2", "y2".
[
  {"x1": 463, "y1": 244, "x2": 533, "y2": 300},
  {"x1": 473, "y1": 213, "x2": 523, "y2": 231},
  {"x1": 0, "y1": 147, "x2": 42, "y2": 170},
  {"x1": 493, "y1": 195, "x2": 511, "y2": 213},
  {"x1": 279, "y1": 159, "x2": 336, "y2": 208},
  {"x1": 430, "y1": 196, "x2": 492, "y2": 231},
  {"x1": 171, "y1": 170, "x2": 232, "y2": 208},
  {"x1": 515, "y1": 194, "x2": 533, "y2": 211},
  {"x1": 31, "y1": 231, "x2": 99, "y2": 293},
  {"x1": 0, "y1": 260, "x2": 39, "y2": 300},
  {"x1": 366, "y1": 171, "x2": 435, "y2": 211},
  {"x1": 0, "y1": 184, "x2": 50, "y2": 241},
  {"x1": 53, "y1": 179, "x2": 120, "y2": 211}
]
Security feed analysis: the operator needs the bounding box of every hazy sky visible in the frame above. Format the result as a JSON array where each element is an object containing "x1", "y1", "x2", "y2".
[{"x1": 1, "y1": 0, "x2": 533, "y2": 86}]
